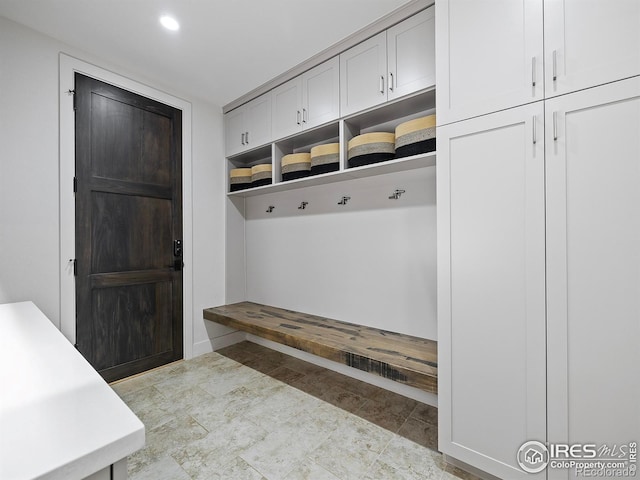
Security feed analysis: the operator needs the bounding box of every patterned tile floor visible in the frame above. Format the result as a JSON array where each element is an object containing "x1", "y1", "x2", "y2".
[{"x1": 111, "y1": 341, "x2": 480, "y2": 480}]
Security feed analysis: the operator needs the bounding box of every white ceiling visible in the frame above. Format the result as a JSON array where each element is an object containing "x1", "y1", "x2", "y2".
[{"x1": 0, "y1": 0, "x2": 411, "y2": 107}]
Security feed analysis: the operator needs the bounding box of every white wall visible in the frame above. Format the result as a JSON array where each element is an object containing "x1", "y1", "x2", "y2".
[
  {"x1": 243, "y1": 167, "x2": 437, "y2": 340},
  {"x1": 0, "y1": 16, "x2": 227, "y2": 355}
]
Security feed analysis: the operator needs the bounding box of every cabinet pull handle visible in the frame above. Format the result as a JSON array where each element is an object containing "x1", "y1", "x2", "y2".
[
  {"x1": 245, "y1": 131, "x2": 249, "y2": 144},
  {"x1": 532, "y1": 57, "x2": 536, "y2": 87},
  {"x1": 380, "y1": 76, "x2": 384, "y2": 94},
  {"x1": 241, "y1": 132, "x2": 245, "y2": 145},
  {"x1": 553, "y1": 112, "x2": 558, "y2": 140},
  {"x1": 553, "y1": 50, "x2": 557, "y2": 81},
  {"x1": 389, "y1": 72, "x2": 394, "y2": 92},
  {"x1": 532, "y1": 115, "x2": 537, "y2": 144},
  {"x1": 297, "y1": 110, "x2": 301, "y2": 125},
  {"x1": 303, "y1": 108, "x2": 307, "y2": 123}
]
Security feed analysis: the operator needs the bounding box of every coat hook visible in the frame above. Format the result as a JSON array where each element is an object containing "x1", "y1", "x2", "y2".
[
  {"x1": 338, "y1": 196, "x2": 351, "y2": 205},
  {"x1": 298, "y1": 201, "x2": 308, "y2": 210},
  {"x1": 389, "y1": 189, "x2": 406, "y2": 200},
  {"x1": 266, "y1": 206, "x2": 275, "y2": 213}
]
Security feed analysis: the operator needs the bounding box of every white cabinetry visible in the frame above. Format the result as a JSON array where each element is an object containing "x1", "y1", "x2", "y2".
[
  {"x1": 340, "y1": 7, "x2": 435, "y2": 117},
  {"x1": 544, "y1": 0, "x2": 640, "y2": 98},
  {"x1": 437, "y1": 103, "x2": 547, "y2": 480},
  {"x1": 271, "y1": 57, "x2": 340, "y2": 140},
  {"x1": 438, "y1": 77, "x2": 640, "y2": 479},
  {"x1": 225, "y1": 93, "x2": 271, "y2": 157},
  {"x1": 340, "y1": 31, "x2": 387, "y2": 116},
  {"x1": 545, "y1": 77, "x2": 640, "y2": 480},
  {"x1": 436, "y1": 0, "x2": 543, "y2": 125},
  {"x1": 386, "y1": 6, "x2": 435, "y2": 101},
  {"x1": 437, "y1": 0, "x2": 640, "y2": 125}
]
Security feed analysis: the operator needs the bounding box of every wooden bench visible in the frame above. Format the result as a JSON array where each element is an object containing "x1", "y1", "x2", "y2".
[{"x1": 203, "y1": 302, "x2": 437, "y2": 393}]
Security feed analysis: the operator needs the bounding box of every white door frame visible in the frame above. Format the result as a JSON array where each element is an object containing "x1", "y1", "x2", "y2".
[{"x1": 59, "y1": 53, "x2": 194, "y2": 359}]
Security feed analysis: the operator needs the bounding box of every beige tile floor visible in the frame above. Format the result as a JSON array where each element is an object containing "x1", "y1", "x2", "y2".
[{"x1": 111, "y1": 341, "x2": 479, "y2": 480}]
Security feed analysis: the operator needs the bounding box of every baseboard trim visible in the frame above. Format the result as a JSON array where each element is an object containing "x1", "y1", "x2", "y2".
[{"x1": 192, "y1": 331, "x2": 246, "y2": 357}]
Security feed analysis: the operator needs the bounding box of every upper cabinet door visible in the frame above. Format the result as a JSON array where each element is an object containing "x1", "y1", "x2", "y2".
[
  {"x1": 436, "y1": 0, "x2": 543, "y2": 126},
  {"x1": 302, "y1": 56, "x2": 340, "y2": 130},
  {"x1": 340, "y1": 31, "x2": 387, "y2": 117},
  {"x1": 544, "y1": 0, "x2": 640, "y2": 99},
  {"x1": 387, "y1": 7, "x2": 435, "y2": 101},
  {"x1": 225, "y1": 93, "x2": 272, "y2": 156},
  {"x1": 245, "y1": 93, "x2": 272, "y2": 149},
  {"x1": 225, "y1": 107, "x2": 246, "y2": 157},
  {"x1": 271, "y1": 77, "x2": 302, "y2": 141}
]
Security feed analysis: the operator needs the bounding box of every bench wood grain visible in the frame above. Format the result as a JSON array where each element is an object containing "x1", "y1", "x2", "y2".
[{"x1": 203, "y1": 302, "x2": 437, "y2": 393}]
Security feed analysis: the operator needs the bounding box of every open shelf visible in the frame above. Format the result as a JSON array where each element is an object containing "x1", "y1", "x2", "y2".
[{"x1": 227, "y1": 151, "x2": 436, "y2": 197}]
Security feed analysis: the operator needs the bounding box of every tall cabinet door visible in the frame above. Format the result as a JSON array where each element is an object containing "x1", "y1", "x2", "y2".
[
  {"x1": 387, "y1": 6, "x2": 435, "y2": 101},
  {"x1": 546, "y1": 77, "x2": 640, "y2": 480},
  {"x1": 340, "y1": 31, "x2": 387, "y2": 117},
  {"x1": 436, "y1": 0, "x2": 543, "y2": 125},
  {"x1": 437, "y1": 102, "x2": 546, "y2": 480},
  {"x1": 544, "y1": 0, "x2": 640, "y2": 99}
]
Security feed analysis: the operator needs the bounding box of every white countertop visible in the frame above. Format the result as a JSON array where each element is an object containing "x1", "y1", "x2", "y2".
[{"x1": 0, "y1": 302, "x2": 145, "y2": 480}]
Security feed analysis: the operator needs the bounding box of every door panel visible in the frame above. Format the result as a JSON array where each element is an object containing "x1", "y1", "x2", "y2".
[
  {"x1": 544, "y1": 0, "x2": 640, "y2": 98},
  {"x1": 302, "y1": 56, "x2": 340, "y2": 130},
  {"x1": 75, "y1": 73, "x2": 183, "y2": 382},
  {"x1": 91, "y1": 193, "x2": 173, "y2": 273},
  {"x1": 546, "y1": 77, "x2": 640, "y2": 480},
  {"x1": 436, "y1": 0, "x2": 543, "y2": 125},
  {"x1": 271, "y1": 77, "x2": 302, "y2": 140},
  {"x1": 437, "y1": 102, "x2": 546, "y2": 479},
  {"x1": 387, "y1": 6, "x2": 435, "y2": 100},
  {"x1": 340, "y1": 31, "x2": 387, "y2": 116}
]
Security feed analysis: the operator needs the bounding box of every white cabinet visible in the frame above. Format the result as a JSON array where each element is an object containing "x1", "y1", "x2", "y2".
[
  {"x1": 387, "y1": 6, "x2": 435, "y2": 101},
  {"x1": 340, "y1": 7, "x2": 435, "y2": 117},
  {"x1": 545, "y1": 77, "x2": 640, "y2": 480},
  {"x1": 225, "y1": 93, "x2": 271, "y2": 157},
  {"x1": 438, "y1": 78, "x2": 640, "y2": 480},
  {"x1": 271, "y1": 57, "x2": 340, "y2": 140},
  {"x1": 340, "y1": 31, "x2": 388, "y2": 116},
  {"x1": 437, "y1": 0, "x2": 640, "y2": 125},
  {"x1": 544, "y1": 0, "x2": 640, "y2": 99},
  {"x1": 436, "y1": 0, "x2": 543, "y2": 125},
  {"x1": 437, "y1": 102, "x2": 547, "y2": 480}
]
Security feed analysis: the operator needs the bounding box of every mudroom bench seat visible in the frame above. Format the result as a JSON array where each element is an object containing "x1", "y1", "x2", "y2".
[{"x1": 203, "y1": 302, "x2": 437, "y2": 393}]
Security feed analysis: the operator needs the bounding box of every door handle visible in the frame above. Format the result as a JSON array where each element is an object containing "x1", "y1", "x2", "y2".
[
  {"x1": 241, "y1": 132, "x2": 245, "y2": 145},
  {"x1": 532, "y1": 57, "x2": 536, "y2": 87},
  {"x1": 379, "y1": 75, "x2": 384, "y2": 94},
  {"x1": 389, "y1": 72, "x2": 394, "y2": 92},
  {"x1": 173, "y1": 239, "x2": 182, "y2": 257},
  {"x1": 173, "y1": 239, "x2": 183, "y2": 271}
]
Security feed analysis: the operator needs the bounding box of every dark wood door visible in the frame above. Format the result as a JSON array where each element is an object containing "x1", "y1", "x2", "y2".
[{"x1": 75, "y1": 73, "x2": 183, "y2": 382}]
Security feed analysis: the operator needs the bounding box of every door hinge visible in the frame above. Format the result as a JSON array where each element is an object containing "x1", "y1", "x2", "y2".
[
  {"x1": 68, "y1": 89, "x2": 76, "y2": 110},
  {"x1": 73, "y1": 176, "x2": 78, "y2": 193}
]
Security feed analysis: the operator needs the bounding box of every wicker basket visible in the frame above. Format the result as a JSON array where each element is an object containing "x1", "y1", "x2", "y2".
[{"x1": 347, "y1": 132, "x2": 395, "y2": 168}]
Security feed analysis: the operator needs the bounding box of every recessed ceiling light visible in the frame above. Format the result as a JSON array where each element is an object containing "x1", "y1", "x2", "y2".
[{"x1": 160, "y1": 15, "x2": 180, "y2": 31}]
